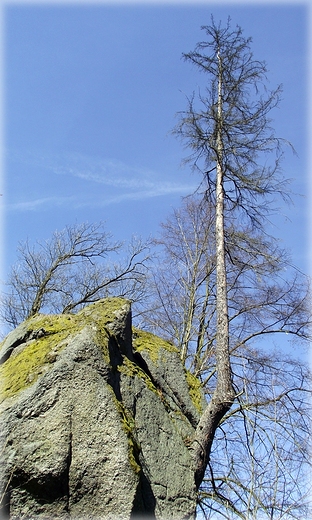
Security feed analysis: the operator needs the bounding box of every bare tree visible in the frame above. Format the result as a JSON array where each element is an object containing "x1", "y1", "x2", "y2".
[
  {"x1": 141, "y1": 196, "x2": 216, "y2": 364},
  {"x1": 144, "y1": 196, "x2": 310, "y2": 362},
  {"x1": 199, "y1": 351, "x2": 312, "y2": 519},
  {"x1": 142, "y1": 194, "x2": 311, "y2": 517},
  {"x1": 136, "y1": 16, "x2": 312, "y2": 516},
  {"x1": 1, "y1": 222, "x2": 151, "y2": 329},
  {"x1": 173, "y1": 16, "x2": 301, "y2": 490}
]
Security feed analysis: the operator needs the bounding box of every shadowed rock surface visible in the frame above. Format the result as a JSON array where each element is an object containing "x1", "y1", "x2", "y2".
[{"x1": 0, "y1": 298, "x2": 204, "y2": 519}]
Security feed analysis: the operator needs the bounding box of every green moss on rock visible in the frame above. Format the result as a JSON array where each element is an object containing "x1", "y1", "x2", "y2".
[
  {"x1": 0, "y1": 298, "x2": 129, "y2": 402},
  {"x1": 118, "y1": 357, "x2": 157, "y2": 394},
  {"x1": 185, "y1": 370, "x2": 204, "y2": 414},
  {"x1": 110, "y1": 391, "x2": 141, "y2": 474},
  {"x1": 79, "y1": 297, "x2": 129, "y2": 324},
  {"x1": 0, "y1": 314, "x2": 80, "y2": 402},
  {"x1": 132, "y1": 328, "x2": 178, "y2": 363}
]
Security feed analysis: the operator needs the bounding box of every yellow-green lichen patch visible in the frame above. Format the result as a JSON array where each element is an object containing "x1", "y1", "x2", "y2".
[
  {"x1": 79, "y1": 297, "x2": 129, "y2": 326},
  {"x1": 0, "y1": 298, "x2": 130, "y2": 403},
  {"x1": 118, "y1": 357, "x2": 158, "y2": 395},
  {"x1": 132, "y1": 328, "x2": 178, "y2": 364},
  {"x1": 111, "y1": 392, "x2": 141, "y2": 474},
  {"x1": 185, "y1": 370, "x2": 204, "y2": 414},
  {"x1": 0, "y1": 313, "x2": 81, "y2": 402},
  {"x1": 79, "y1": 298, "x2": 130, "y2": 363}
]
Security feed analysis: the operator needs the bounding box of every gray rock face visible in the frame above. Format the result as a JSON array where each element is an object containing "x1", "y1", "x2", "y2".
[{"x1": 0, "y1": 298, "x2": 202, "y2": 519}]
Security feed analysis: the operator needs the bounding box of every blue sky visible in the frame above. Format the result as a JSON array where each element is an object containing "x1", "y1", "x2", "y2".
[{"x1": 1, "y1": 1, "x2": 310, "y2": 286}]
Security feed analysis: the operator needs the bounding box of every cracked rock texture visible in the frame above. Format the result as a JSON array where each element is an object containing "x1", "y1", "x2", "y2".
[{"x1": 0, "y1": 298, "x2": 203, "y2": 519}]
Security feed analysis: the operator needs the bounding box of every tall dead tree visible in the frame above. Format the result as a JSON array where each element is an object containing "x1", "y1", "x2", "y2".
[{"x1": 174, "y1": 17, "x2": 293, "y2": 489}]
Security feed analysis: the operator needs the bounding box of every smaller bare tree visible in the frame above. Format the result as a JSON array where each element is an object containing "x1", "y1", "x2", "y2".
[
  {"x1": 141, "y1": 194, "x2": 311, "y2": 518},
  {"x1": 199, "y1": 351, "x2": 312, "y2": 519},
  {"x1": 1, "y1": 222, "x2": 151, "y2": 330}
]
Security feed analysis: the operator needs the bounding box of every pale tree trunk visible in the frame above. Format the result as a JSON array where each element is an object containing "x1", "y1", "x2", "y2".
[
  {"x1": 180, "y1": 282, "x2": 197, "y2": 364},
  {"x1": 193, "y1": 49, "x2": 235, "y2": 489},
  {"x1": 194, "y1": 279, "x2": 210, "y2": 375}
]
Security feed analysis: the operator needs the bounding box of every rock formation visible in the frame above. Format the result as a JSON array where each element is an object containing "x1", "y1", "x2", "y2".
[{"x1": 0, "y1": 298, "x2": 205, "y2": 519}]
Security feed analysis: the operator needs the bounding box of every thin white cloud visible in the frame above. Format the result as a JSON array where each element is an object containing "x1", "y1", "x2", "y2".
[
  {"x1": 7, "y1": 149, "x2": 196, "y2": 211},
  {"x1": 89, "y1": 185, "x2": 193, "y2": 207},
  {"x1": 7, "y1": 196, "x2": 76, "y2": 212},
  {"x1": 51, "y1": 151, "x2": 194, "y2": 195}
]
